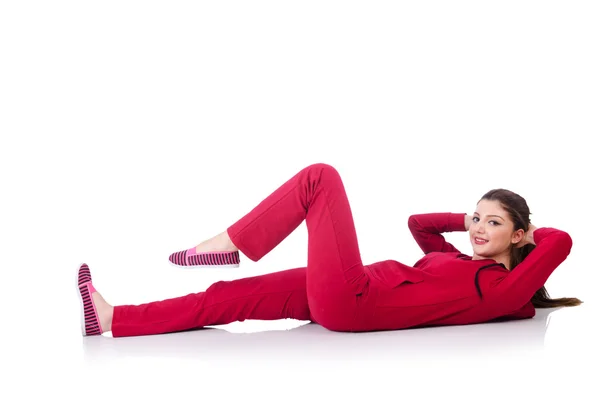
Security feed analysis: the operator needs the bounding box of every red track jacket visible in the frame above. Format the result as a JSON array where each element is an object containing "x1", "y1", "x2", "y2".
[{"x1": 363, "y1": 212, "x2": 573, "y2": 329}]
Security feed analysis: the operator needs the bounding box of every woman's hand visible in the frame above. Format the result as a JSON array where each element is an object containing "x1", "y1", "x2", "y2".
[
  {"x1": 516, "y1": 224, "x2": 537, "y2": 248},
  {"x1": 464, "y1": 214, "x2": 473, "y2": 231}
]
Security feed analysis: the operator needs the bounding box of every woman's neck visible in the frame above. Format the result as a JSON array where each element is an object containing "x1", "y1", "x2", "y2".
[{"x1": 472, "y1": 252, "x2": 510, "y2": 270}]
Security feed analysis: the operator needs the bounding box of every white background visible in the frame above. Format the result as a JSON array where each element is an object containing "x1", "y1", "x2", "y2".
[{"x1": 1, "y1": 1, "x2": 599, "y2": 396}]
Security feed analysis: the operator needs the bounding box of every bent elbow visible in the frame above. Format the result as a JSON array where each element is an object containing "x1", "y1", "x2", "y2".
[
  {"x1": 407, "y1": 214, "x2": 419, "y2": 232},
  {"x1": 556, "y1": 230, "x2": 573, "y2": 257},
  {"x1": 564, "y1": 231, "x2": 573, "y2": 250}
]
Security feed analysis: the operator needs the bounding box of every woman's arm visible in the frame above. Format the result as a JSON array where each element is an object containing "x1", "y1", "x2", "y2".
[
  {"x1": 408, "y1": 212, "x2": 469, "y2": 254},
  {"x1": 487, "y1": 227, "x2": 573, "y2": 310}
]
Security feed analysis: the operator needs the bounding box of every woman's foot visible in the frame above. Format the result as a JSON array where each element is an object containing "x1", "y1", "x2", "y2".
[
  {"x1": 194, "y1": 231, "x2": 239, "y2": 254},
  {"x1": 91, "y1": 291, "x2": 113, "y2": 333},
  {"x1": 169, "y1": 231, "x2": 241, "y2": 267}
]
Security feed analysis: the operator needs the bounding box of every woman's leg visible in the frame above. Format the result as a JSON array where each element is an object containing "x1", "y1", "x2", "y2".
[
  {"x1": 226, "y1": 163, "x2": 369, "y2": 331},
  {"x1": 97, "y1": 163, "x2": 367, "y2": 337},
  {"x1": 107, "y1": 267, "x2": 311, "y2": 337}
]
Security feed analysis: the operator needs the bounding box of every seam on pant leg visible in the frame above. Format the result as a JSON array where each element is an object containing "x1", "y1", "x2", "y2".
[
  {"x1": 202, "y1": 287, "x2": 308, "y2": 310},
  {"x1": 321, "y1": 171, "x2": 365, "y2": 289}
]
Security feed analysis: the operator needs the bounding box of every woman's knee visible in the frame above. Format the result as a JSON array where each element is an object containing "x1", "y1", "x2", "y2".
[
  {"x1": 302, "y1": 163, "x2": 342, "y2": 187},
  {"x1": 306, "y1": 162, "x2": 338, "y2": 176}
]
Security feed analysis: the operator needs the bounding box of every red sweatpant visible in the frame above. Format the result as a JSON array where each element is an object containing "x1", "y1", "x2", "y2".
[{"x1": 112, "y1": 163, "x2": 378, "y2": 337}]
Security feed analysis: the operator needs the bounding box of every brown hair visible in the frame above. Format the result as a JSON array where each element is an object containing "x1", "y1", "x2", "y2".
[{"x1": 480, "y1": 189, "x2": 582, "y2": 308}]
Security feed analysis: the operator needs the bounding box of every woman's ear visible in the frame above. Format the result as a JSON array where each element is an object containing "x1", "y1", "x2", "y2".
[{"x1": 511, "y1": 229, "x2": 525, "y2": 245}]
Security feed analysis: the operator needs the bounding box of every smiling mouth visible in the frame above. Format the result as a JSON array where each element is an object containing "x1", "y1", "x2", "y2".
[{"x1": 474, "y1": 237, "x2": 489, "y2": 245}]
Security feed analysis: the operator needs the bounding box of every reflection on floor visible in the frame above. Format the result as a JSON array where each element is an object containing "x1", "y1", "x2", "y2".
[{"x1": 81, "y1": 307, "x2": 565, "y2": 363}]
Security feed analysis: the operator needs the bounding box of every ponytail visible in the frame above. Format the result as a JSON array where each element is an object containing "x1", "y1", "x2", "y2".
[{"x1": 510, "y1": 245, "x2": 582, "y2": 308}]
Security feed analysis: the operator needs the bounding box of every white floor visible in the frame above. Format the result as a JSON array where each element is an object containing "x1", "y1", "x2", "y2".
[{"x1": 9, "y1": 299, "x2": 597, "y2": 397}]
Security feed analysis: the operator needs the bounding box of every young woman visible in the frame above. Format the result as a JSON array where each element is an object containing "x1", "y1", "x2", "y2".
[{"x1": 76, "y1": 163, "x2": 582, "y2": 337}]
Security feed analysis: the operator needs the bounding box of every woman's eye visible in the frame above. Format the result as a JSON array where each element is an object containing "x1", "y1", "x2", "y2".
[
  {"x1": 473, "y1": 217, "x2": 480, "y2": 222},
  {"x1": 490, "y1": 221, "x2": 500, "y2": 226}
]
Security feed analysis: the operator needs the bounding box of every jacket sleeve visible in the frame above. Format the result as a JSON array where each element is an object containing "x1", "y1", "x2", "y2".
[
  {"x1": 487, "y1": 227, "x2": 573, "y2": 310},
  {"x1": 408, "y1": 212, "x2": 467, "y2": 254}
]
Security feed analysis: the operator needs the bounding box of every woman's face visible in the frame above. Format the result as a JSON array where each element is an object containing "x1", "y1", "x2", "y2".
[{"x1": 469, "y1": 199, "x2": 522, "y2": 260}]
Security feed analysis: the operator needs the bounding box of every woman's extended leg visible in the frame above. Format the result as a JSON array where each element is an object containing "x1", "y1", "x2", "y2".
[{"x1": 102, "y1": 267, "x2": 312, "y2": 337}]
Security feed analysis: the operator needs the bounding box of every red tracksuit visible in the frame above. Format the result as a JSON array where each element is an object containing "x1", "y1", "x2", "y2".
[{"x1": 111, "y1": 163, "x2": 573, "y2": 337}]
